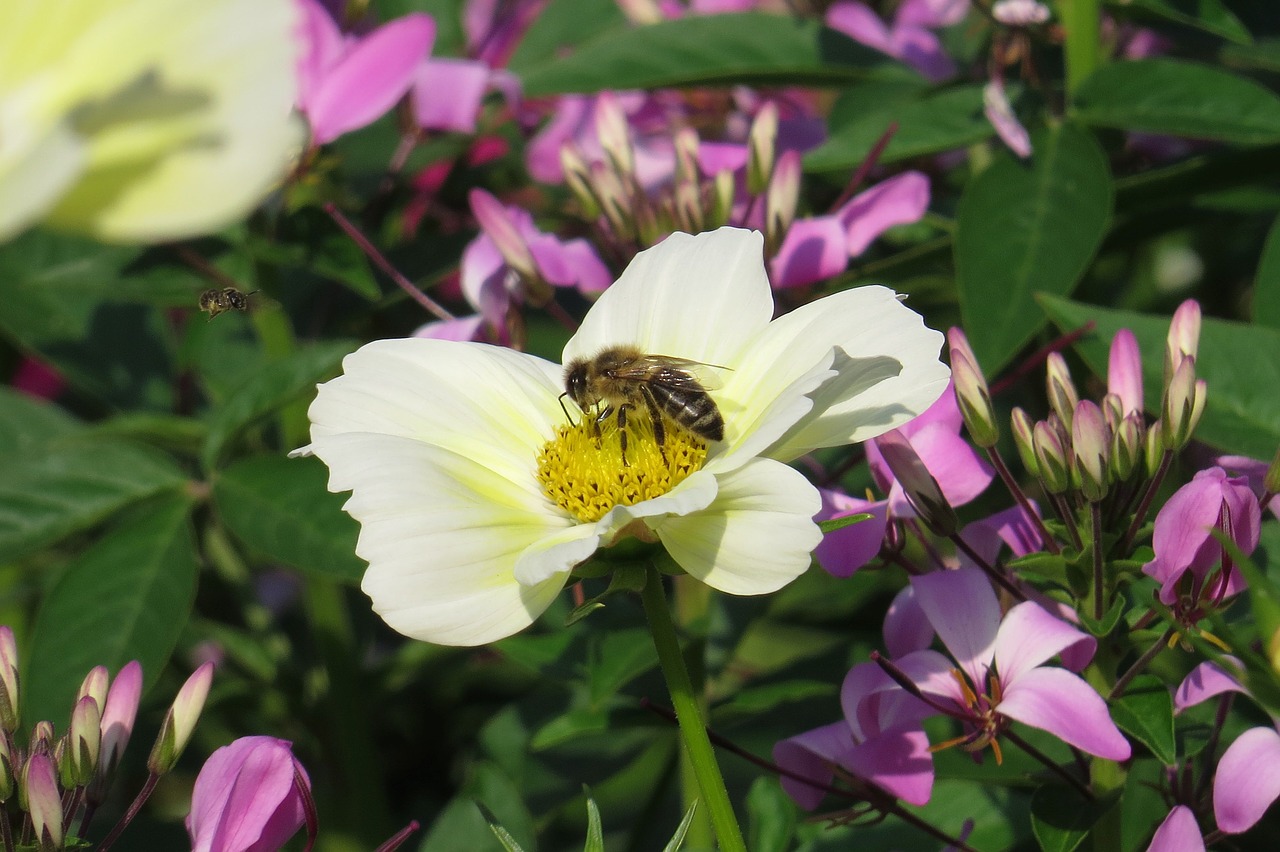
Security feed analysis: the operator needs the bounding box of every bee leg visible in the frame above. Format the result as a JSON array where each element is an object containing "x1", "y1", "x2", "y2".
[
  {"x1": 639, "y1": 385, "x2": 668, "y2": 464},
  {"x1": 557, "y1": 392, "x2": 578, "y2": 427},
  {"x1": 616, "y1": 404, "x2": 632, "y2": 467},
  {"x1": 592, "y1": 405, "x2": 609, "y2": 448}
]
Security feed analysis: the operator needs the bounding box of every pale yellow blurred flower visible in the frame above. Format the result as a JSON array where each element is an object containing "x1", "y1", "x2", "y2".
[{"x1": 0, "y1": 0, "x2": 301, "y2": 243}]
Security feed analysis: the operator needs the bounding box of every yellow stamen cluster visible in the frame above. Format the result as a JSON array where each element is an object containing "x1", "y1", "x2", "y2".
[{"x1": 536, "y1": 415, "x2": 708, "y2": 523}]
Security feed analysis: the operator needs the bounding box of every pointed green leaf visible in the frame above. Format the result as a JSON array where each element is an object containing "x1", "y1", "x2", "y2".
[
  {"x1": 1111, "y1": 674, "x2": 1177, "y2": 764},
  {"x1": 0, "y1": 441, "x2": 187, "y2": 563},
  {"x1": 1114, "y1": 0, "x2": 1252, "y2": 44},
  {"x1": 957, "y1": 123, "x2": 1113, "y2": 370},
  {"x1": 1030, "y1": 785, "x2": 1117, "y2": 852},
  {"x1": 201, "y1": 341, "x2": 353, "y2": 470},
  {"x1": 818, "y1": 512, "x2": 872, "y2": 534},
  {"x1": 1254, "y1": 213, "x2": 1280, "y2": 329},
  {"x1": 663, "y1": 801, "x2": 699, "y2": 852},
  {"x1": 212, "y1": 454, "x2": 364, "y2": 583},
  {"x1": 1040, "y1": 294, "x2": 1280, "y2": 458},
  {"x1": 807, "y1": 84, "x2": 995, "y2": 172},
  {"x1": 1073, "y1": 59, "x2": 1280, "y2": 143},
  {"x1": 23, "y1": 494, "x2": 198, "y2": 727},
  {"x1": 584, "y1": 795, "x2": 605, "y2": 852},
  {"x1": 519, "y1": 13, "x2": 906, "y2": 97},
  {"x1": 747, "y1": 778, "x2": 796, "y2": 852},
  {"x1": 588, "y1": 628, "x2": 658, "y2": 705},
  {"x1": 0, "y1": 388, "x2": 80, "y2": 459}
]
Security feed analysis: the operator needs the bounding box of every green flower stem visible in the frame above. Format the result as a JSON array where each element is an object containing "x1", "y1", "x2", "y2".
[
  {"x1": 1057, "y1": 0, "x2": 1103, "y2": 98},
  {"x1": 641, "y1": 569, "x2": 746, "y2": 852},
  {"x1": 1085, "y1": 648, "x2": 1125, "y2": 852},
  {"x1": 673, "y1": 575, "x2": 716, "y2": 850}
]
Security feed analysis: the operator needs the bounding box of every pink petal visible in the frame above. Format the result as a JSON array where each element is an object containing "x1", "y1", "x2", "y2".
[
  {"x1": 998, "y1": 667, "x2": 1131, "y2": 759},
  {"x1": 846, "y1": 724, "x2": 935, "y2": 805},
  {"x1": 884, "y1": 585, "x2": 935, "y2": 658},
  {"x1": 307, "y1": 14, "x2": 436, "y2": 144},
  {"x1": 838, "y1": 172, "x2": 931, "y2": 257},
  {"x1": 769, "y1": 215, "x2": 849, "y2": 289},
  {"x1": 896, "y1": 0, "x2": 970, "y2": 27},
  {"x1": 414, "y1": 316, "x2": 486, "y2": 341},
  {"x1": 1213, "y1": 725, "x2": 1280, "y2": 833},
  {"x1": 528, "y1": 234, "x2": 613, "y2": 293},
  {"x1": 898, "y1": 377, "x2": 963, "y2": 438},
  {"x1": 187, "y1": 737, "x2": 309, "y2": 852},
  {"x1": 893, "y1": 648, "x2": 971, "y2": 707},
  {"x1": 1174, "y1": 659, "x2": 1246, "y2": 713},
  {"x1": 910, "y1": 569, "x2": 999, "y2": 688},
  {"x1": 459, "y1": 234, "x2": 512, "y2": 326},
  {"x1": 294, "y1": 0, "x2": 346, "y2": 111},
  {"x1": 1107, "y1": 328, "x2": 1144, "y2": 416},
  {"x1": 412, "y1": 59, "x2": 491, "y2": 133},
  {"x1": 825, "y1": 2, "x2": 893, "y2": 53},
  {"x1": 773, "y1": 722, "x2": 855, "y2": 810},
  {"x1": 526, "y1": 96, "x2": 592, "y2": 183},
  {"x1": 888, "y1": 25, "x2": 957, "y2": 81},
  {"x1": 984, "y1": 81, "x2": 1032, "y2": 158},
  {"x1": 959, "y1": 504, "x2": 1043, "y2": 570},
  {"x1": 896, "y1": 423, "x2": 993, "y2": 509},
  {"x1": 698, "y1": 141, "x2": 749, "y2": 175},
  {"x1": 992, "y1": 601, "x2": 1093, "y2": 686},
  {"x1": 842, "y1": 658, "x2": 934, "y2": 739},
  {"x1": 11, "y1": 357, "x2": 64, "y2": 400},
  {"x1": 1145, "y1": 806, "x2": 1205, "y2": 852},
  {"x1": 814, "y1": 491, "x2": 889, "y2": 578}
]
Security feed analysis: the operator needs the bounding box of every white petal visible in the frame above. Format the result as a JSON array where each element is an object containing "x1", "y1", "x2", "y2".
[
  {"x1": 312, "y1": 432, "x2": 570, "y2": 646},
  {"x1": 653, "y1": 458, "x2": 822, "y2": 594},
  {"x1": 309, "y1": 338, "x2": 566, "y2": 495},
  {"x1": 0, "y1": 120, "x2": 84, "y2": 240},
  {"x1": 761, "y1": 285, "x2": 950, "y2": 460},
  {"x1": 561, "y1": 228, "x2": 773, "y2": 368},
  {"x1": 516, "y1": 469, "x2": 721, "y2": 585}
]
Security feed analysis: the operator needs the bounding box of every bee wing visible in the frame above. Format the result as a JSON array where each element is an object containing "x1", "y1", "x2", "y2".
[{"x1": 614, "y1": 355, "x2": 730, "y2": 391}]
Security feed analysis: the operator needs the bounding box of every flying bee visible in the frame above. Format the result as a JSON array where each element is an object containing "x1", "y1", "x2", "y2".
[
  {"x1": 198, "y1": 287, "x2": 257, "y2": 320},
  {"x1": 561, "y1": 345, "x2": 726, "y2": 466}
]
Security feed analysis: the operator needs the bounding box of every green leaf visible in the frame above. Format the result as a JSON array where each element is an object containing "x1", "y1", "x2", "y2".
[
  {"x1": 1112, "y1": 0, "x2": 1252, "y2": 44},
  {"x1": 817, "y1": 512, "x2": 872, "y2": 534},
  {"x1": 1073, "y1": 59, "x2": 1280, "y2": 143},
  {"x1": 0, "y1": 232, "x2": 179, "y2": 410},
  {"x1": 0, "y1": 441, "x2": 187, "y2": 563},
  {"x1": 0, "y1": 388, "x2": 80, "y2": 459},
  {"x1": 1111, "y1": 674, "x2": 1177, "y2": 764},
  {"x1": 507, "y1": 0, "x2": 627, "y2": 74},
  {"x1": 519, "y1": 13, "x2": 905, "y2": 97},
  {"x1": 588, "y1": 628, "x2": 659, "y2": 705},
  {"x1": 1077, "y1": 596, "x2": 1128, "y2": 638},
  {"x1": 530, "y1": 706, "x2": 612, "y2": 750},
  {"x1": 1254, "y1": 213, "x2": 1280, "y2": 329},
  {"x1": 584, "y1": 795, "x2": 605, "y2": 852},
  {"x1": 212, "y1": 455, "x2": 365, "y2": 583},
  {"x1": 1030, "y1": 786, "x2": 1117, "y2": 852},
  {"x1": 807, "y1": 84, "x2": 995, "y2": 172},
  {"x1": 23, "y1": 495, "x2": 198, "y2": 727},
  {"x1": 201, "y1": 340, "x2": 353, "y2": 470},
  {"x1": 747, "y1": 778, "x2": 797, "y2": 852},
  {"x1": 662, "y1": 801, "x2": 699, "y2": 852},
  {"x1": 713, "y1": 679, "x2": 834, "y2": 721},
  {"x1": 1040, "y1": 294, "x2": 1280, "y2": 458},
  {"x1": 956, "y1": 123, "x2": 1113, "y2": 371},
  {"x1": 423, "y1": 765, "x2": 535, "y2": 852}
]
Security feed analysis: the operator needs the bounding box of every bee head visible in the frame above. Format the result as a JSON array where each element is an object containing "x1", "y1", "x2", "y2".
[{"x1": 564, "y1": 360, "x2": 591, "y2": 408}]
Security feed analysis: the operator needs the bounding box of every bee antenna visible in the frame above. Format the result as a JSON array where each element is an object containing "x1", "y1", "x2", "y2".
[{"x1": 557, "y1": 392, "x2": 578, "y2": 426}]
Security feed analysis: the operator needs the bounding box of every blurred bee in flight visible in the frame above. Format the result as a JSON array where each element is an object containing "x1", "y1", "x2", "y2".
[
  {"x1": 198, "y1": 287, "x2": 257, "y2": 320},
  {"x1": 561, "y1": 345, "x2": 726, "y2": 466}
]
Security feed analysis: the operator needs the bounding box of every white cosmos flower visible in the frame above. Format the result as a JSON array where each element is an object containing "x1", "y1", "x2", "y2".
[{"x1": 304, "y1": 227, "x2": 949, "y2": 646}]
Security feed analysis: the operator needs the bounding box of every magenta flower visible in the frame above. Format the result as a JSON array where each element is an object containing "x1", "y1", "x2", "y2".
[
  {"x1": 881, "y1": 568, "x2": 1129, "y2": 761},
  {"x1": 1108, "y1": 328, "x2": 1144, "y2": 416},
  {"x1": 825, "y1": 1, "x2": 960, "y2": 82},
  {"x1": 1175, "y1": 660, "x2": 1280, "y2": 835},
  {"x1": 295, "y1": 0, "x2": 435, "y2": 145},
  {"x1": 411, "y1": 58, "x2": 519, "y2": 134},
  {"x1": 187, "y1": 736, "x2": 312, "y2": 852},
  {"x1": 1146, "y1": 805, "x2": 1205, "y2": 852},
  {"x1": 769, "y1": 172, "x2": 931, "y2": 289},
  {"x1": 774, "y1": 586, "x2": 937, "y2": 808},
  {"x1": 816, "y1": 380, "x2": 992, "y2": 576},
  {"x1": 526, "y1": 92, "x2": 680, "y2": 189},
  {"x1": 460, "y1": 189, "x2": 612, "y2": 338},
  {"x1": 1142, "y1": 467, "x2": 1261, "y2": 606},
  {"x1": 983, "y1": 80, "x2": 1032, "y2": 158}
]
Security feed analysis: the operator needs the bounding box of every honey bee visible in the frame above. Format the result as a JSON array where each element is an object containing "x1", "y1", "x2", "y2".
[
  {"x1": 561, "y1": 345, "x2": 726, "y2": 465},
  {"x1": 198, "y1": 287, "x2": 256, "y2": 319}
]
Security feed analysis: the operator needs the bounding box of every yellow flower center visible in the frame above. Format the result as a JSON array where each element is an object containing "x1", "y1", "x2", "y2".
[{"x1": 536, "y1": 413, "x2": 708, "y2": 523}]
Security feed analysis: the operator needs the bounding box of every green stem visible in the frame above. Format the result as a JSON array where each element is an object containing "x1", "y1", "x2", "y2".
[
  {"x1": 641, "y1": 570, "x2": 746, "y2": 852},
  {"x1": 673, "y1": 576, "x2": 715, "y2": 850},
  {"x1": 1057, "y1": 0, "x2": 1103, "y2": 98}
]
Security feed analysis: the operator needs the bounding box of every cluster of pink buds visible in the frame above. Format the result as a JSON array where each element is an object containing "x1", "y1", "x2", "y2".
[{"x1": 557, "y1": 92, "x2": 754, "y2": 250}]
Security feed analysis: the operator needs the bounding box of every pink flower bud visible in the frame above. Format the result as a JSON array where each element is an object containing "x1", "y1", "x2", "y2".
[
  {"x1": 468, "y1": 189, "x2": 538, "y2": 284},
  {"x1": 149, "y1": 662, "x2": 214, "y2": 775},
  {"x1": 1045, "y1": 352, "x2": 1079, "y2": 432},
  {"x1": 1162, "y1": 356, "x2": 1201, "y2": 450},
  {"x1": 66, "y1": 695, "x2": 101, "y2": 788},
  {"x1": 1166, "y1": 299, "x2": 1202, "y2": 373},
  {"x1": 187, "y1": 737, "x2": 313, "y2": 852},
  {"x1": 992, "y1": 0, "x2": 1051, "y2": 26},
  {"x1": 1033, "y1": 421, "x2": 1070, "y2": 495},
  {"x1": 77, "y1": 666, "x2": 109, "y2": 712},
  {"x1": 594, "y1": 91, "x2": 635, "y2": 179},
  {"x1": 874, "y1": 429, "x2": 957, "y2": 536},
  {"x1": 765, "y1": 150, "x2": 801, "y2": 254},
  {"x1": 747, "y1": 101, "x2": 779, "y2": 195},
  {"x1": 1011, "y1": 407, "x2": 1039, "y2": 476},
  {"x1": 948, "y1": 328, "x2": 998, "y2": 448},
  {"x1": 0, "y1": 627, "x2": 19, "y2": 734},
  {"x1": 1072, "y1": 400, "x2": 1110, "y2": 501},
  {"x1": 24, "y1": 753, "x2": 62, "y2": 851},
  {"x1": 1107, "y1": 328, "x2": 1144, "y2": 417}
]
